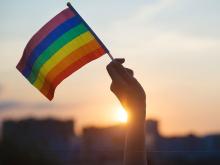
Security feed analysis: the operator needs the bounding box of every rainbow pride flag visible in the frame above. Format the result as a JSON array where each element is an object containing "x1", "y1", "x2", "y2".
[{"x1": 17, "y1": 3, "x2": 109, "y2": 100}]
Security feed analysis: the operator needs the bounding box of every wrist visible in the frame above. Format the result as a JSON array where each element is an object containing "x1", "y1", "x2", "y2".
[
  {"x1": 127, "y1": 108, "x2": 146, "y2": 126},
  {"x1": 127, "y1": 103, "x2": 146, "y2": 121}
]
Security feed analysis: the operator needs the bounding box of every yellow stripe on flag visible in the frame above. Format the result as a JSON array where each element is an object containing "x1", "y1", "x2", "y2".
[{"x1": 33, "y1": 31, "x2": 94, "y2": 89}]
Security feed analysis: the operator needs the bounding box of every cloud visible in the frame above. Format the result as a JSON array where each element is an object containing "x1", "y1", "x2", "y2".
[
  {"x1": 105, "y1": 0, "x2": 220, "y2": 49},
  {"x1": 0, "y1": 100, "x2": 64, "y2": 112},
  {"x1": 132, "y1": 0, "x2": 220, "y2": 39},
  {"x1": 105, "y1": 0, "x2": 220, "y2": 56},
  {"x1": 0, "y1": 101, "x2": 20, "y2": 111}
]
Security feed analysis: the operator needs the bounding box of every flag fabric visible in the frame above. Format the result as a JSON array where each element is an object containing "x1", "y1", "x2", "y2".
[{"x1": 17, "y1": 5, "x2": 109, "y2": 100}]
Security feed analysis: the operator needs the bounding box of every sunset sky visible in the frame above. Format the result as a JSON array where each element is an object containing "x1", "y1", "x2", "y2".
[{"x1": 0, "y1": 0, "x2": 219, "y2": 136}]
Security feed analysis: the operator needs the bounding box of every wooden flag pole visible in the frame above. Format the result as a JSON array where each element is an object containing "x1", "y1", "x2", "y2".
[{"x1": 67, "y1": 2, "x2": 114, "y2": 61}]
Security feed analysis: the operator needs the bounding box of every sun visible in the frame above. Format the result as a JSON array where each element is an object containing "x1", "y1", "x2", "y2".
[{"x1": 117, "y1": 107, "x2": 128, "y2": 123}]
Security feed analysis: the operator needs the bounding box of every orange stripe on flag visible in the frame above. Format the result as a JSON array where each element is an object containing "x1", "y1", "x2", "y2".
[{"x1": 40, "y1": 39, "x2": 101, "y2": 96}]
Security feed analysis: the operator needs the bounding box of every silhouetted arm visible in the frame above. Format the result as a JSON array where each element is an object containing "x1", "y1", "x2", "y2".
[{"x1": 107, "y1": 58, "x2": 147, "y2": 165}]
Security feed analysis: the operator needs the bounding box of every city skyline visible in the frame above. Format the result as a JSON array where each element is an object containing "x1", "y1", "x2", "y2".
[{"x1": 2, "y1": 118, "x2": 220, "y2": 164}]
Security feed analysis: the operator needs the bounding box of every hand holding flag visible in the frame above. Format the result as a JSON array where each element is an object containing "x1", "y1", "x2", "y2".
[{"x1": 107, "y1": 58, "x2": 146, "y2": 115}]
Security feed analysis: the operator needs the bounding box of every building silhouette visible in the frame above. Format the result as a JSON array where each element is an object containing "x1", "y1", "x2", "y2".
[
  {"x1": 0, "y1": 119, "x2": 80, "y2": 165},
  {"x1": 0, "y1": 118, "x2": 220, "y2": 165}
]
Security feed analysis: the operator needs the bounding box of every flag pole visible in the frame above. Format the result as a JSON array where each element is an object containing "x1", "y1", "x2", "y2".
[
  {"x1": 67, "y1": 2, "x2": 114, "y2": 61},
  {"x1": 107, "y1": 52, "x2": 114, "y2": 61}
]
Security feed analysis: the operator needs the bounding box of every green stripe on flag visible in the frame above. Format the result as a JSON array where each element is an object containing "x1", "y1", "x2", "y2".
[{"x1": 28, "y1": 23, "x2": 88, "y2": 83}]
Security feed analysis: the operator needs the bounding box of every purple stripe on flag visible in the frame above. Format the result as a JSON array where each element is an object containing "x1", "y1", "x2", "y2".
[{"x1": 17, "y1": 8, "x2": 75, "y2": 71}]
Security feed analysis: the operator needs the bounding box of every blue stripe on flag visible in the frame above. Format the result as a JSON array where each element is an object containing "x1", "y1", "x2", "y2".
[{"x1": 22, "y1": 15, "x2": 82, "y2": 77}]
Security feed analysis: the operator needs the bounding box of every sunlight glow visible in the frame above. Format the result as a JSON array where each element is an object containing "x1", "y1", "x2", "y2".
[{"x1": 117, "y1": 107, "x2": 128, "y2": 123}]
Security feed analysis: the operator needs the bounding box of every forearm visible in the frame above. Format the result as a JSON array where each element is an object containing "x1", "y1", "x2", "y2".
[
  {"x1": 106, "y1": 58, "x2": 147, "y2": 164},
  {"x1": 123, "y1": 109, "x2": 146, "y2": 165}
]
